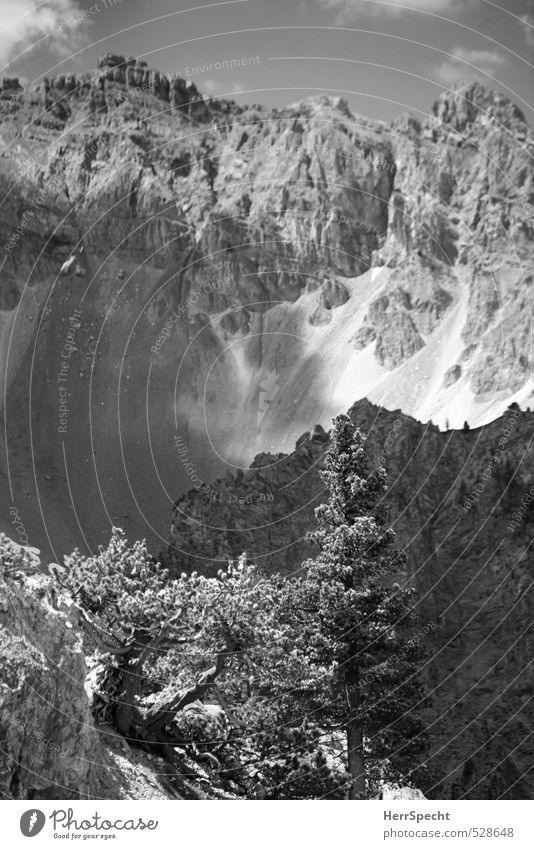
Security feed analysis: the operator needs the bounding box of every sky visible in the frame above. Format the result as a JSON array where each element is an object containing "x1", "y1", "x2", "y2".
[{"x1": 0, "y1": 0, "x2": 533, "y2": 124}]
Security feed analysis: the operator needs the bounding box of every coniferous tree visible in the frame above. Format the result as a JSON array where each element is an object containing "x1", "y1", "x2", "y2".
[
  {"x1": 53, "y1": 531, "x2": 347, "y2": 798},
  {"x1": 302, "y1": 414, "x2": 430, "y2": 799}
]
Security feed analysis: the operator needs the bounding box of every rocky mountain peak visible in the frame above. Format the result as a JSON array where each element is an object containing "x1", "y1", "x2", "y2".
[
  {"x1": 432, "y1": 80, "x2": 527, "y2": 133},
  {"x1": 97, "y1": 53, "x2": 143, "y2": 70}
]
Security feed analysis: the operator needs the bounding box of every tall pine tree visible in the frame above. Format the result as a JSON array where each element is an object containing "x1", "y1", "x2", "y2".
[{"x1": 303, "y1": 414, "x2": 430, "y2": 799}]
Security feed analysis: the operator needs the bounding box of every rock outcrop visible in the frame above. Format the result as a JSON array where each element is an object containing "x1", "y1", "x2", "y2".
[
  {"x1": 0, "y1": 536, "x2": 101, "y2": 798},
  {"x1": 0, "y1": 535, "x2": 180, "y2": 800}
]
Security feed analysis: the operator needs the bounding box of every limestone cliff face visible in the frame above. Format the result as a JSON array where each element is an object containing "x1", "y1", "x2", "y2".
[
  {"x1": 167, "y1": 399, "x2": 534, "y2": 800},
  {"x1": 0, "y1": 536, "x2": 100, "y2": 798},
  {"x1": 0, "y1": 61, "x2": 532, "y2": 557},
  {"x1": 376, "y1": 83, "x2": 534, "y2": 424}
]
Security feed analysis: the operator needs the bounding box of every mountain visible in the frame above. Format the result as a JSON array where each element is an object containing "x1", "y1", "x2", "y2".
[
  {"x1": 167, "y1": 398, "x2": 534, "y2": 799},
  {"x1": 0, "y1": 55, "x2": 532, "y2": 801},
  {"x1": 0, "y1": 53, "x2": 532, "y2": 559}
]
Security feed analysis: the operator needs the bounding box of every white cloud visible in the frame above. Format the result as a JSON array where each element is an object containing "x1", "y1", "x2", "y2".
[
  {"x1": 202, "y1": 79, "x2": 224, "y2": 95},
  {"x1": 0, "y1": 0, "x2": 85, "y2": 68},
  {"x1": 315, "y1": 0, "x2": 468, "y2": 21},
  {"x1": 203, "y1": 79, "x2": 245, "y2": 96},
  {"x1": 434, "y1": 47, "x2": 506, "y2": 85}
]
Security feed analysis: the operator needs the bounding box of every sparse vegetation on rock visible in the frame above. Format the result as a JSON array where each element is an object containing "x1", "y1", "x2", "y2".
[{"x1": 54, "y1": 531, "x2": 349, "y2": 798}]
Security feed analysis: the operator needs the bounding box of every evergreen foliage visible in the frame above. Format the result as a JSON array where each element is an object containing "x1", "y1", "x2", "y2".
[
  {"x1": 300, "y1": 414, "x2": 431, "y2": 797},
  {"x1": 43, "y1": 415, "x2": 431, "y2": 799}
]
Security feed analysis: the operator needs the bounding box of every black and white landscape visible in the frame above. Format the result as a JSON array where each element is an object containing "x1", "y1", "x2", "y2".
[{"x1": 0, "y1": 0, "x2": 533, "y2": 803}]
